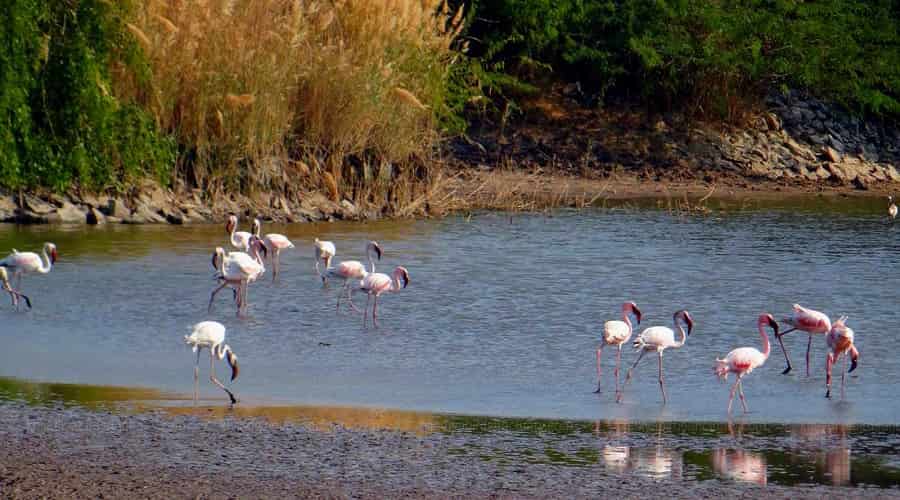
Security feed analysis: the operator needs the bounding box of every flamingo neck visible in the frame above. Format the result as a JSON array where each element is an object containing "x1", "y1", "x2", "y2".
[
  {"x1": 391, "y1": 273, "x2": 403, "y2": 292},
  {"x1": 38, "y1": 248, "x2": 52, "y2": 273},
  {"x1": 621, "y1": 310, "x2": 633, "y2": 334},
  {"x1": 367, "y1": 251, "x2": 376, "y2": 274},
  {"x1": 758, "y1": 323, "x2": 771, "y2": 359},
  {"x1": 674, "y1": 317, "x2": 687, "y2": 347},
  {"x1": 215, "y1": 344, "x2": 230, "y2": 360}
]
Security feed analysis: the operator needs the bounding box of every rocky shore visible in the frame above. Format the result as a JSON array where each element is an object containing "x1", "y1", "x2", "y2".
[{"x1": 0, "y1": 402, "x2": 894, "y2": 499}]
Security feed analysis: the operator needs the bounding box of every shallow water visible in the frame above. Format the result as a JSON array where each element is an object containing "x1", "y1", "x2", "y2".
[{"x1": 1, "y1": 198, "x2": 899, "y2": 425}]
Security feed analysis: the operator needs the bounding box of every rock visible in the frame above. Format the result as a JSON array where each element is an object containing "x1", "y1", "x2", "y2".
[
  {"x1": 105, "y1": 198, "x2": 130, "y2": 218},
  {"x1": 79, "y1": 193, "x2": 105, "y2": 209},
  {"x1": 23, "y1": 195, "x2": 55, "y2": 215},
  {"x1": 814, "y1": 167, "x2": 831, "y2": 180},
  {"x1": 86, "y1": 207, "x2": 106, "y2": 225},
  {"x1": 823, "y1": 146, "x2": 841, "y2": 163},
  {"x1": 852, "y1": 176, "x2": 869, "y2": 190},
  {"x1": 785, "y1": 138, "x2": 816, "y2": 161},
  {"x1": 126, "y1": 203, "x2": 166, "y2": 224},
  {"x1": 764, "y1": 112, "x2": 781, "y2": 131},
  {"x1": 162, "y1": 208, "x2": 185, "y2": 225},
  {"x1": 0, "y1": 193, "x2": 16, "y2": 221},
  {"x1": 340, "y1": 199, "x2": 357, "y2": 219},
  {"x1": 50, "y1": 202, "x2": 87, "y2": 223},
  {"x1": 106, "y1": 216, "x2": 122, "y2": 224}
]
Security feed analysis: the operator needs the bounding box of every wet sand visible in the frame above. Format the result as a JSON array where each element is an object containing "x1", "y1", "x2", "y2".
[{"x1": 0, "y1": 402, "x2": 895, "y2": 499}]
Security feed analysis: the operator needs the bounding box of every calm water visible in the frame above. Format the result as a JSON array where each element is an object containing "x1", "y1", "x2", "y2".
[{"x1": 2, "y1": 198, "x2": 899, "y2": 424}]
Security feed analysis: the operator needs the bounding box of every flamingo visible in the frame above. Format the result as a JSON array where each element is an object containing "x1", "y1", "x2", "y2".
[
  {"x1": 0, "y1": 242, "x2": 57, "y2": 291},
  {"x1": 594, "y1": 301, "x2": 642, "y2": 395},
  {"x1": 617, "y1": 309, "x2": 693, "y2": 404},
  {"x1": 184, "y1": 321, "x2": 239, "y2": 405},
  {"x1": 0, "y1": 267, "x2": 31, "y2": 310},
  {"x1": 775, "y1": 303, "x2": 831, "y2": 376},
  {"x1": 314, "y1": 238, "x2": 336, "y2": 283},
  {"x1": 323, "y1": 241, "x2": 382, "y2": 312},
  {"x1": 225, "y1": 215, "x2": 252, "y2": 251},
  {"x1": 889, "y1": 196, "x2": 898, "y2": 219},
  {"x1": 251, "y1": 218, "x2": 294, "y2": 281},
  {"x1": 209, "y1": 237, "x2": 266, "y2": 314},
  {"x1": 713, "y1": 313, "x2": 779, "y2": 413},
  {"x1": 825, "y1": 316, "x2": 859, "y2": 399},
  {"x1": 353, "y1": 266, "x2": 409, "y2": 327}
]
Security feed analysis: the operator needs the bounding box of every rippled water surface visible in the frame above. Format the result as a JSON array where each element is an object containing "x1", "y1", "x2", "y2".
[{"x1": 2, "y1": 198, "x2": 899, "y2": 424}]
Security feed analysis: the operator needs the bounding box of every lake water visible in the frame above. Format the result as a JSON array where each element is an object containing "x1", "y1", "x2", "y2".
[{"x1": 1, "y1": 196, "x2": 899, "y2": 424}]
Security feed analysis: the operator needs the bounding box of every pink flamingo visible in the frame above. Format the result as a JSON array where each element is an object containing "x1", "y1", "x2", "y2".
[
  {"x1": 323, "y1": 241, "x2": 382, "y2": 312},
  {"x1": 251, "y1": 218, "x2": 294, "y2": 281},
  {"x1": 617, "y1": 309, "x2": 693, "y2": 404},
  {"x1": 225, "y1": 215, "x2": 253, "y2": 251},
  {"x1": 0, "y1": 242, "x2": 57, "y2": 291},
  {"x1": 594, "y1": 302, "x2": 642, "y2": 395},
  {"x1": 0, "y1": 268, "x2": 31, "y2": 310},
  {"x1": 825, "y1": 316, "x2": 859, "y2": 399},
  {"x1": 776, "y1": 303, "x2": 831, "y2": 376},
  {"x1": 354, "y1": 266, "x2": 409, "y2": 328},
  {"x1": 713, "y1": 313, "x2": 779, "y2": 413},
  {"x1": 314, "y1": 238, "x2": 336, "y2": 283}
]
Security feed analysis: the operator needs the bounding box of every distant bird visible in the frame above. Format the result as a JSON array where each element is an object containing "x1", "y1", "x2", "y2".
[
  {"x1": 776, "y1": 303, "x2": 831, "y2": 376},
  {"x1": 0, "y1": 267, "x2": 31, "y2": 310},
  {"x1": 184, "y1": 321, "x2": 239, "y2": 405},
  {"x1": 354, "y1": 266, "x2": 409, "y2": 328},
  {"x1": 889, "y1": 196, "x2": 897, "y2": 219},
  {"x1": 225, "y1": 215, "x2": 252, "y2": 251},
  {"x1": 0, "y1": 242, "x2": 57, "y2": 291},
  {"x1": 594, "y1": 301, "x2": 642, "y2": 395},
  {"x1": 251, "y1": 218, "x2": 294, "y2": 281},
  {"x1": 323, "y1": 241, "x2": 382, "y2": 312},
  {"x1": 314, "y1": 238, "x2": 336, "y2": 282},
  {"x1": 210, "y1": 238, "x2": 266, "y2": 314},
  {"x1": 825, "y1": 316, "x2": 859, "y2": 399},
  {"x1": 714, "y1": 313, "x2": 779, "y2": 413},
  {"x1": 618, "y1": 309, "x2": 693, "y2": 404}
]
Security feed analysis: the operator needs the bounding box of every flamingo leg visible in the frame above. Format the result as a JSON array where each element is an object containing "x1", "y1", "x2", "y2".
[
  {"x1": 208, "y1": 281, "x2": 231, "y2": 312},
  {"x1": 346, "y1": 283, "x2": 361, "y2": 313},
  {"x1": 825, "y1": 353, "x2": 834, "y2": 398},
  {"x1": 363, "y1": 293, "x2": 371, "y2": 327},
  {"x1": 657, "y1": 351, "x2": 668, "y2": 405},
  {"x1": 593, "y1": 346, "x2": 604, "y2": 393},
  {"x1": 14, "y1": 272, "x2": 22, "y2": 291},
  {"x1": 841, "y1": 352, "x2": 847, "y2": 400},
  {"x1": 727, "y1": 376, "x2": 741, "y2": 413},
  {"x1": 272, "y1": 249, "x2": 280, "y2": 282},
  {"x1": 615, "y1": 345, "x2": 622, "y2": 396},
  {"x1": 805, "y1": 334, "x2": 812, "y2": 377},
  {"x1": 209, "y1": 351, "x2": 237, "y2": 405},
  {"x1": 194, "y1": 348, "x2": 201, "y2": 404},
  {"x1": 775, "y1": 327, "x2": 797, "y2": 374},
  {"x1": 737, "y1": 378, "x2": 748, "y2": 413},
  {"x1": 12, "y1": 290, "x2": 31, "y2": 310},
  {"x1": 617, "y1": 350, "x2": 646, "y2": 404},
  {"x1": 336, "y1": 281, "x2": 344, "y2": 313},
  {"x1": 373, "y1": 295, "x2": 380, "y2": 328}
]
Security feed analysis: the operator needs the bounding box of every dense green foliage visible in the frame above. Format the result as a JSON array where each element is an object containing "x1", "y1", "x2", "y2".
[
  {"x1": 465, "y1": 0, "x2": 900, "y2": 119},
  {"x1": 0, "y1": 0, "x2": 172, "y2": 192}
]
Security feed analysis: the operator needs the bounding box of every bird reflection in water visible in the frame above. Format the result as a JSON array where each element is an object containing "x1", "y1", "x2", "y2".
[
  {"x1": 793, "y1": 424, "x2": 852, "y2": 486},
  {"x1": 595, "y1": 421, "x2": 683, "y2": 480},
  {"x1": 712, "y1": 449, "x2": 767, "y2": 485}
]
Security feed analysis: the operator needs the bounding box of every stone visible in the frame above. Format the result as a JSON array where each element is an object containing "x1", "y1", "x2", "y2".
[
  {"x1": 785, "y1": 138, "x2": 816, "y2": 161},
  {"x1": 50, "y1": 202, "x2": 87, "y2": 223},
  {"x1": 814, "y1": 167, "x2": 831, "y2": 180},
  {"x1": 126, "y1": 203, "x2": 166, "y2": 224},
  {"x1": 764, "y1": 112, "x2": 781, "y2": 131},
  {"x1": 23, "y1": 195, "x2": 55, "y2": 215},
  {"x1": 105, "y1": 198, "x2": 130, "y2": 218},
  {"x1": 86, "y1": 207, "x2": 106, "y2": 225},
  {"x1": 824, "y1": 146, "x2": 841, "y2": 163},
  {"x1": 162, "y1": 207, "x2": 185, "y2": 225},
  {"x1": 0, "y1": 193, "x2": 16, "y2": 221}
]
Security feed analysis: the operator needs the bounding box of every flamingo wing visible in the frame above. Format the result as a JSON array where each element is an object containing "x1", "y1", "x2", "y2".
[
  {"x1": 636, "y1": 326, "x2": 675, "y2": 349},
  {"x1": 186, "y1": 321, "x2": 226, "y2": 348},
  {"x1": 786, "y1": 304, "x2": 830, "y2": 333},
  {"x1": 265, "y1": 233, "x2": 294, "y2": 249},
  {"x1": 0, "y1": 251, "x2": 40, "y2": 272},
  {"x1": 335, "y1": 260, "x2": 365, "y2": 279},
  {"x1": 603, "y1": 320, "x2": 631, "y2": 345},
  {"x1": 361, "y1": 273, "x2": 391, "y2": 294}
]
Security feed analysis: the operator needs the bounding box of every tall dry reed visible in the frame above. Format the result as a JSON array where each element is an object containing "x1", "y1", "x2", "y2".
[{"x1": 116, "y1": 0, "x2": 464, "y2": 207}]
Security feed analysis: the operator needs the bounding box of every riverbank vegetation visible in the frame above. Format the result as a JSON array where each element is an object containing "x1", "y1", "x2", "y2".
[{"x1": 1, "y1": 0, "x2": 898, "y2": 206}]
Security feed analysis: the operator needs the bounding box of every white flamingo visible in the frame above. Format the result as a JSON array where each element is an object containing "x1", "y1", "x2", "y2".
[
  {"x1": 0, "y1": 267, "x2": 31, "y2": 310},
  {"x1": 594, "y1": 301, "x2": 642, "y2": 395},
  {"x1": 184, "y1": 321, "x2": 239, "y2": 405},
  {"x1": 713, "y1": 313, "x2": 779, "y2": 413},
  {"x1": 0, "y1": 242, "x2": 57, "y2": 291},
  {"x1": 251, "y1": 218, "x2": 294, "y2": 281},
  {"x1": 209, "y1": 237, "x2": 266, "y2": 314},
  {"x1": 323, "y1": 241, "x2": 382, "y2": 312},
  {"x1": 225, "y1": 215, "x2": 253, "y2": 251},
  {"x1": 354, "y1": 266, "x2": 409, "y2": 328},
  {"x1": 314, "y1": 238, "x2": 336, "y2": 282},
  {"x1": 618, "y1": 309, "x2": 693, "y2": 404}
]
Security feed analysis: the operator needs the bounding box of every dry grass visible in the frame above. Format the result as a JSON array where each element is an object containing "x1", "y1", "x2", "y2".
[{"x1": 115, "y1": 0, "x2": 464, "y2": 211}]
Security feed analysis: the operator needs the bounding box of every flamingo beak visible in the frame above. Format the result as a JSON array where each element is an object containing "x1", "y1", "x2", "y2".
[
  {"x1": 373, "y1": 243, "x2": 383, "y2": 261},
  {"x1": 50, "y1": 249, "x2": 58, "y2": 264},
  {"x1": 211, "y1": 252, "x2": 219, "y2": 270},
  {"x1": 633, "y1": 306, "x2": 642, "y2": 325},
  {"x1": 768, "y1": 316, "x2": 779, "y2": 335},
  {"x1": 685, "y1": 315, "x2": 694, "y2": 335},
  {"x1": 19, "y1": 293, "x2": 32, "y2": 310},
  {"x1": 227, "y1": 352, "x2": 240, "y2": 381},
  {"x1": 849, "y1": 358, "x2": 858, "y2": 373},
  {"x1": 258, "y1": 242, "x2": 268, "y2": 260},
  {"x1": 225, "y1": 218, "x2": 235, "y2": 234},
  {"x1": 401, "y1": 270, "x2": 410, "y2": 288}
]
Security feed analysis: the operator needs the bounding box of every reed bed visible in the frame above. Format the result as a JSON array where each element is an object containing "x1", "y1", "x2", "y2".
[{"x1": 115, "y1": 0, "x2": 464, "y2": 212}]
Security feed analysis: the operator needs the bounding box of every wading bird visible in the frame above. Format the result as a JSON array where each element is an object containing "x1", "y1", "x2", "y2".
[
  {"x1": 354, "y1": 266, "x2": 409, "y2": 328},
  {"x1": 0, "y1": 242, "x2": 57, "y2": 291},
  {"x1": 323, "y1": 241, "x2": 382, "y2": 312},
  {"x1": 251, "y1": 218, "x2": 294, "y2": 281},
  {"x1": 314, "y1": 238, "x2": 336, "y2": 283},
  {"x1": 714, "y1": 313, "x2": 779, "y2": 413},
  {"x1": 825, "y1": 316, "x2": 859, "y2": 399},
  {"x1": 0, "y1": 267, "x2": 31, "y2": 310},
  {"x1": 889, "y1": 196, "x2": 898, "y2": 219},
  {"x1": 594, "y1": 301, "x2": 642, "y2": 395},
  {"x1": 184, "y1": 321, "x2": 239, "y2": 405},
  {"x1": 209, "y1": 238, "x2": 266, "y2": 314},
  {"x1": 776, "y1": 303, "x2": 831, "y2": 376},
  {"x1": 225, "y1": 215, "x2": 253, "y2": 251},
  {"x1": 617, "y1": 309, "x2": 693, "y2": 405}
]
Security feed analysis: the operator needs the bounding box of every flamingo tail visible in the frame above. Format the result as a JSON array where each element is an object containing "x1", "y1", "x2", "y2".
[
  {"x1": 713, "y1": 358, "x2": 730, "y2": 381},
  {"x1": 632, "y1": 336, "x2": 645, "y2": 350}
]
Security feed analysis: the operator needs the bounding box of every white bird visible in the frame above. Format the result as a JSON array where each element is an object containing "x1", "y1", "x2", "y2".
[
  {"x1": 0, "y1": 267, "x2": 31, "y2": 310},
  {"x1": 314, "y1": 238, "x2": 336, "y2": 282},
  {"x1": 825, "y1": 316, "x2": 859, "y2": 400},
  {"x1": 594, "y1": 301, "x2": 642, "y2": 395},
  {"x1": 0, "y1": 242, "x2": 57, "y2": 291},
  {"x1": 225, "y1": 215, "x2": 252, "y2": 251},
  {"x1": 713, "y1": 313, "x2": 779, "y2": 413},
  {"x1": 323, "y1": 241, "x2": 382, "y2": 312},
  {"x1": 889, "y1": 196, "x2": 897, "y2": 219},
  {"x1": 209, "y1": 238, "x2": 266, "y2": 314},
  {"x1": 184, "y1": 321, "x2": 239, "y2": 405},
  {"x1": 251, "y1": 218, "x2": 294, "y2": 281},
  {"x1": 618, "y1": 309, "x2": 693, "y2": 404},
  {"x1": 353, "y1": 266, "x2": 409, "y2": 328}
]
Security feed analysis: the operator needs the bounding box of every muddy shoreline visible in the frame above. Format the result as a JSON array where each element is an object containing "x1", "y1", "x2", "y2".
[{"x1": 0, "y1": 401, "x2": 895, "y2": 499}]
